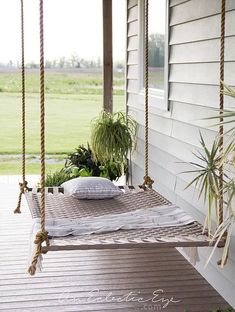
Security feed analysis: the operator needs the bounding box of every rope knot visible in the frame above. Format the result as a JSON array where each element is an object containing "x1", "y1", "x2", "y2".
[
  {"x1": 14, "y1": 180, "x2": 29, "y2": 214},
  {"x1": 34, "y1": 230, "x2": 49, "y2": 245},
  {"x1": 28, "y1": 230, "x2": 50, "y2": 276},
  {"x1": 19, "y1": 180, "x2": 28, "y2": 193},
  {"x1": 143, "y1": 175, "x2": 154, "y2": 189}
]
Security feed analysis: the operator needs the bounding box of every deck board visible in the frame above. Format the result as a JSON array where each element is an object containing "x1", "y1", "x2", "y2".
[{"x1": 0, "y1": 183, "x2": 231, "y2": 311}]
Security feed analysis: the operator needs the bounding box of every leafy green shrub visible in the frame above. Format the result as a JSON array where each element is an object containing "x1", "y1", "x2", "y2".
[
  {"x1": 65, "y1": 144, "x2": 101, "y2": 177},
  {"x1": 45, "y1": 169, "x2": 72, "y2": 187},
  {"x1": 65, "y1": 144, "x2": 123, "y2": 181}
]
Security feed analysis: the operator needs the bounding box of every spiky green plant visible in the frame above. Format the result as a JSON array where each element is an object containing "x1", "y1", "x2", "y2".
[
  {"x1": 45, "y1": 169, "x2": 72, "y2": 186},
  {"x1": 208, "y1": 84, "x2": 235, "y2": 267},
  {"x1": 183, "y1": 133, "x2": 222, "y2": 233},
  {"x1": 184, "y1": 83, "x2": 235, "y2": 267},
  {"x1": 90, "y1": 111, "x2": 137, "y2": 163}
]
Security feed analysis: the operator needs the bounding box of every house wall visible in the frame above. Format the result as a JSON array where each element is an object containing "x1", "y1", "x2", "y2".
[{"x1": 126, "y1": 0, "x2": 235, "y2": 306}]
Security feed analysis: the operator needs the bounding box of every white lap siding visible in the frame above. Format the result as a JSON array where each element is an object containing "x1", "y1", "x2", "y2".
[{"x1": 126, "y1": 0, "x2": 235, "y2": 306}]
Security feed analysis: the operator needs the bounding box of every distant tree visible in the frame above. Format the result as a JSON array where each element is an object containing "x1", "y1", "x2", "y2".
[
  {"x1": 7, "y1": 60, "x2": 13, "y2": 67},
  {"x1": 27, "y1": 61, "x2": 38, "y2": 69},
  {"x1": 70, "y1": 54, "x2": 80, "y2": 68},
  {"x1": 148, "y1": 33, "x2": 165, "y2": 68},
  {"x1": 45, "y1": 60, "x2": 52, "y2": 68},
  {"x1": 52, "y1": 59, "x2": 57, "y2": 68},
  {"x1": 114, "y1": 61, "x2": 125, "y2": 71},
  {"x1": 58, "y1": 57, "x2": 66, "y2": 68},
  {"x1": 97, "y1": 57, "x2": 101, "y2": 68}
]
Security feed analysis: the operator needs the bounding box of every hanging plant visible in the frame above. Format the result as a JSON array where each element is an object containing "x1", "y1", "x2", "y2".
[{"x1": 90, "y1": 111, "x2": 137, "y2": 164}]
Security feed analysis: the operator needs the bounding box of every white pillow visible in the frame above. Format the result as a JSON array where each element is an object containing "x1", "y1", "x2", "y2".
[{"x1": 61, "y1": 177, "x2": 123, "y2": 199}]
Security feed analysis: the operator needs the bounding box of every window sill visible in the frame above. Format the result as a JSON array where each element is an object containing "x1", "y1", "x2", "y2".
[{"x1": 138, "y1": 89, "x2": 170, "y2": 117}]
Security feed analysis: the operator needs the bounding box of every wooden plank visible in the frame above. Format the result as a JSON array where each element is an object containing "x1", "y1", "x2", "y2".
[
  {"x1": 169, "y1": 62, "x2": 235, "y2": 85},
  {"x1": 170, "y1": 0, "x2": 235, "y2": 26},
  {"x1": 136, "y1": 124, "x2": 205, "y2": 163},
  {"x1": 128, "y1": 105, "x2": 173, "y2": 136},
  {"x1": 127, "y1": 20, "x2": 138, "y2": 37},
  {"x1": 170, "y1": 0, "x2": 190, "y2": 7},
  {"x1": 0, "y1": 260, "x2": 191, "y2": 272},
  {"x1": 0, "y1": 185, "x2": 232, "y2": 310},
  {"x1": 127, "y1": 0, "x2": 138, "y2": 10},
  {"x1": 127, "y1": 79, "x2": 138, "y2": 93},
  {"x1": 127, "y1": 50, "x2": 138, "y2": 65},
  {"x1": 171, "y1": 101, "x2": 235, "y2": 132},
  {"x1": 171, "y1": 119, "x2": 217, "y2": 147},
  {"x1": 129, "y1": 103, "x2": 218, "y2": 149},
  {"x1": 127, "y1": 64, "x2": 138, "y2": 79},
  {"x1": 170, "y1": 36, "x2": 235, "y2": 63},
  {"x1": 103, "y1": 0, "x2": 113, "y2": 113},
  {"x1": 0, "y1": 279, "x2": 211, "y2": 292},
  {"x1": 126, "y1": 92, "x2": 138, "y2": 106},
  {"x1": 169, "y1": 82, "x2": 235, "y2": 108},
  {"x1": 127, "y1": 35, "x2": 138, "y2": 51},
  {"x1": 170, "y1": 10, "x2": 235, "y2": 45},
  {"x1": 127, "y1": 5, "x2": 138, "y2": 23}
]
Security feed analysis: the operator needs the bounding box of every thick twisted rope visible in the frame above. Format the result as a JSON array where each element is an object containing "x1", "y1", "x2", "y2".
[
  {"x1": 218, "y1": 0, "x2": 226, "y2": 226},
  {"x1": 143, "y1": 0, "x2": 154, "y2": 189},
  {"x1": 28, "y1": 0, "x2": 49, "y2": 276},
  {"x1": 14, "y1": 0, "x2": 28, "y2": 214},
  {"x1": 217, "y1": 0, "x2": 227, "y2": 267}
]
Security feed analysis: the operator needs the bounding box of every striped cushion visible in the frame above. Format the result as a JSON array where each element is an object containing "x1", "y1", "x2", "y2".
[{"x1": 61, "y1": 177, "x2": 123, "y2": 199}]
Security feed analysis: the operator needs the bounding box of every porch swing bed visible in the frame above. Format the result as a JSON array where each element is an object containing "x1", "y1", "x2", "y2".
[{"x1": 25, "y1": 185, "x2": 215, "y2": 253}]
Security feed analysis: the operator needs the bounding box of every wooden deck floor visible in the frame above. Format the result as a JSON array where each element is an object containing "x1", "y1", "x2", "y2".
[{"x1": 0, "y1": 181, "x2": 231, "y2": 312}]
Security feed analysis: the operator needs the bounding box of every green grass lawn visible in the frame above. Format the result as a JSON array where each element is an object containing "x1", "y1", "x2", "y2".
[
  {"x1": 0, "y1": 70, "x2": 125, "y2": 174},
  {"x1": 0, "y1": 163, "x2": 63, "y2": 175},
  {"x1": 0, "y1": 70, "x2": 124, "y2": 95},
  {"x1": 0, "y1": 92, "x2": 124, "y2": 154}
]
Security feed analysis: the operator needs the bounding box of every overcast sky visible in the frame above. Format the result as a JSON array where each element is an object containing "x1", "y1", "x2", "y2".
[{"x1": 0, "y1": 0, "x2": 165, "y2": 63}]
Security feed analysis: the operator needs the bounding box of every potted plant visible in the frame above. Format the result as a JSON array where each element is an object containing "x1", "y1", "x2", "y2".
[
  {"x1": 65, "y1": 144, "x2": 123, "y2": 181},
  {"x1": 90, "y1": 111, "x2": 137, "y2": 175},
  {"x1": 184, "y1": 84, "x2": 235, "y2": 266}
]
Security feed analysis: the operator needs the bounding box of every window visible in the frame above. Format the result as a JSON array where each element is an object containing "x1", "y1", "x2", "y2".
[
  {"x1": 148, "y1": 0, "x2": 166, "y2": 91},
  {"x1": 139, "y1": 0, "x2": 168, "y2": 108}
]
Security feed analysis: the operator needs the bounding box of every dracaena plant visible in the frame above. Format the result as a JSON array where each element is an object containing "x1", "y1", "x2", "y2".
[
  {"x1": 184, "y1": 133, "x2": 222, "y2": 234},
  {"x1": 184, "y1": 83, "x2": 235, "y2": 267}
]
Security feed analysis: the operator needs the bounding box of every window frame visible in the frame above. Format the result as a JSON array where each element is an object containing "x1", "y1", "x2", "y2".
[{"x1": 138, "y1": 0, "x2": 169, "y2": 111}]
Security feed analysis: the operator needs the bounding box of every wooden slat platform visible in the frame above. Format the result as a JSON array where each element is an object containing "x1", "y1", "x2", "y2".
[
  {"x1": 25, "y1": 186, "x2": 222, "y2": 251},
  {"x1": 0, "y1": 184, "x2": 232, "y2": 312}
]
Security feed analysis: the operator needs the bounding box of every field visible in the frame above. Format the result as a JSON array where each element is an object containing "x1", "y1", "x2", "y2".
[{"x1": 0, "y1": 69, "x2": 125, "y2": 174}]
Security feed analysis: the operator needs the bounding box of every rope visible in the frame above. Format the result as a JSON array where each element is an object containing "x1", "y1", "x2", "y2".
[
  {"x1": 143, "y1": 0, "x2": 154, "y2": 189},
  {"x1": 216, "y1": 0, "x2": 227, "y2": 267},
  {"x1": 28, "y1": 0, "x2": 49, "y2": 276},
  {"x1": 218, "y1": 0, "x2": 226, "y2": 226},
  {"x1": 14, "y1": 0, "x2": 28, "y2": 214}
]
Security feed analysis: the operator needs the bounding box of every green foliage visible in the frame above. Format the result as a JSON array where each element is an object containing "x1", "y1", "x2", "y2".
[
  {"x1": 184, "y1": 83, "x2": 235, "y2": 267},
  {"x1": 0, "y1": 92, "x2": 124, "y2": 155},
  {"x1": 91, "y1": 111, "x2": 137, "y2": 164},
  {"x1": 45, "y1": 169, "x2": 71, "y2": 187},
  {"x1": 65, "y1": 144, "x2": 123, "y2": 181},
  {"x1": 209, "y1": 307, "x2": 233, "y2": 312},
  {"x1": 183, "y1": 133, "x2": 222, "y2": 233},
  {"x1": 0, "y1": 71, "x2": 124, "y2": 95},
  {"x1": 66, "y1": 144, "x2": 101, "y2": 176}
]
